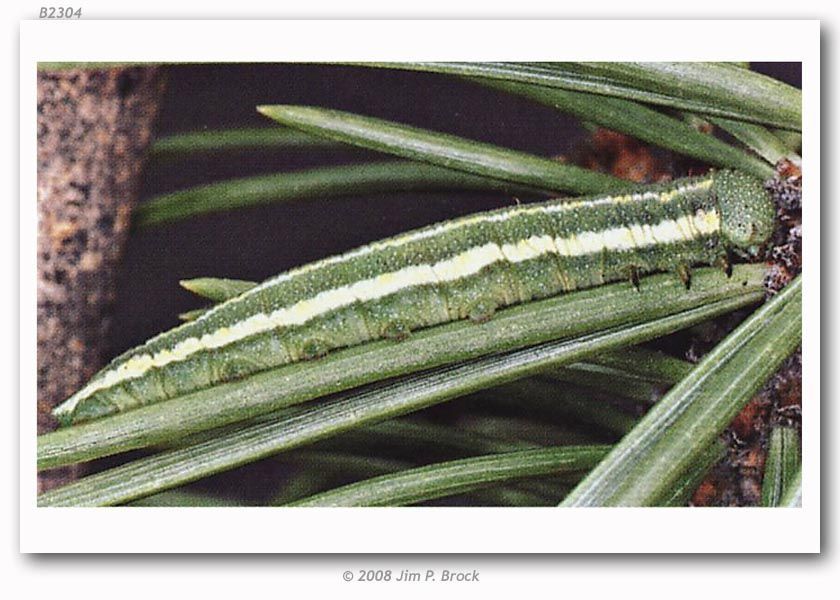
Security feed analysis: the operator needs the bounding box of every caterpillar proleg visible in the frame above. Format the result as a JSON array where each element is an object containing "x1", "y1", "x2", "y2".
[{"x1": 54, "y1": 170, "x2": 775, "y2": 424}]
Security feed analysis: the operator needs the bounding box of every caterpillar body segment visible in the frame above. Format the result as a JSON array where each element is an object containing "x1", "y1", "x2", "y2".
[{"x1": 54, "y1": 170, "x2": 775, "y2": 424}]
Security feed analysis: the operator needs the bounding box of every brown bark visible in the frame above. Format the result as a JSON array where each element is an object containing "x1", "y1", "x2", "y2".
[{"x1": 37, "y1": 66, "x2": 166, "y2": 492}]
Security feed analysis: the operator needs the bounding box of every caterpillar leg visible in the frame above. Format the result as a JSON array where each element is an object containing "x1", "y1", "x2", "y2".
[
  {"x1": 627, "y1": 265, "x2": 641, "y2": 291},
  {"x1": 676, "y1": 264, "x2": 692, "y2": 290},
  {"x1": 67, "y1": 390, "x2": 123, "y2": 424},
  {"x1": 301, "y1": 337, "x2": 331, "y2": 360},
  {"x1": 382, "y1": 319, "x2": 412, "y2": 341},
  {"x1": 715, "y1": 251, "x2": 733, "y2": 278},
  {"x1": 363, "y1": 301, "x2": 414, "y2": 341},
  {"x1": 467, "y1": 297, "x2": 498, "y2": 323}
]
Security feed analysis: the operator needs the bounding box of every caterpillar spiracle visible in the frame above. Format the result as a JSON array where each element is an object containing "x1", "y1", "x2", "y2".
[{"x1": 53, "y1": 169, "x2": 775, "y2": 424}]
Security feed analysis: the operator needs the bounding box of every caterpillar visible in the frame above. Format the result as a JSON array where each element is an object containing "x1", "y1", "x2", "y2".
[{"x1": 53, "y1": 169, "x2": 775, "y2": 425}]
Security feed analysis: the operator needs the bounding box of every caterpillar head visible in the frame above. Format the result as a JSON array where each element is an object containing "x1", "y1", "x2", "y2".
[{"x1": 713, "y1": 170, "x2": 776, "y2": 257}]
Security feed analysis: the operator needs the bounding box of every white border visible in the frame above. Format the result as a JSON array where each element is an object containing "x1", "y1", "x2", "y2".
[{"x1": 20, "y1": 19, "x2": 820, "y2": 554}]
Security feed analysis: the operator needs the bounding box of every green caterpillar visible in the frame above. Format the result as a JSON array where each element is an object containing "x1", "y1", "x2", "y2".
[{"x1": 53, "y1": 170, "x2": 775, "y2": 425}]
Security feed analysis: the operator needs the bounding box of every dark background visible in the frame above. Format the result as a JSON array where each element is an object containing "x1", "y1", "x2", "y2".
[{"x1": 113, "y1": 63, "x2": 801, "y2": 360}]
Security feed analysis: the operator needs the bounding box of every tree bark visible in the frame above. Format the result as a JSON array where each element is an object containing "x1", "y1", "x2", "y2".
[{"x1": 37, "y1": 66, "x2": 166, "y2": 492}]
